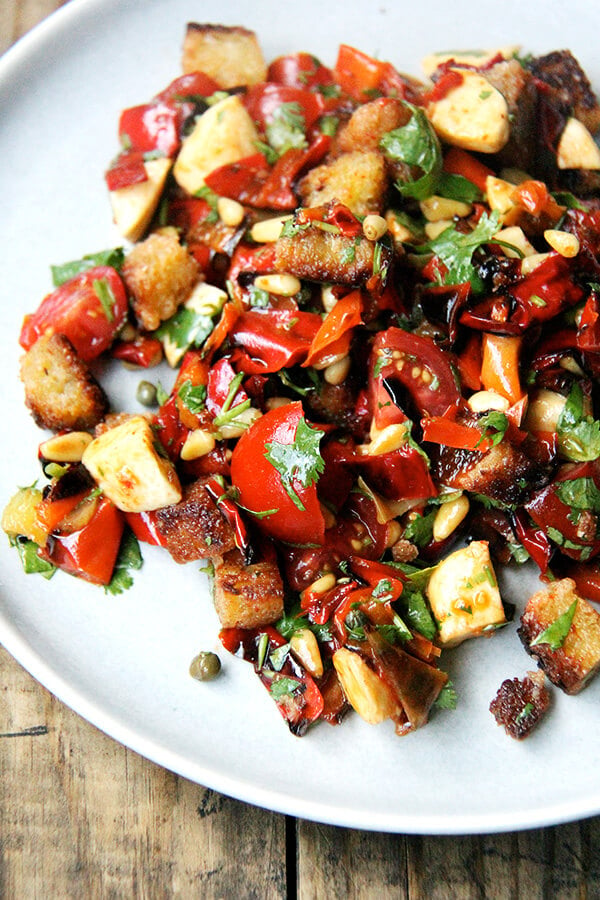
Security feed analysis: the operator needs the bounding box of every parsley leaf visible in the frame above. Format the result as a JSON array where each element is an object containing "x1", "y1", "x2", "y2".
[
  {"x1": 380, "y1": 102, "x2": 442, "y2": 200},
  {"x1": 531, "y1": 600, "x2": 577, "y2": 650},
  {"x1": 276, "y1": 605, "x2": 333, "y2": 644},
  {"x1": 403, "y1": 510, "x2": 435, "y2": 548},
  {"x1": 437, "y1": 172, "x2": 482, "y2": 203},
  {"x1": 105, "y1": 530, "x2": 143, "y2": 596},
  {"x1": 265, "y1": 102, "x2": 307, "y2": 156},
  {"x1": 435, "y1": 680, "x2": 458, "y2": 710},
  {"x1": 556, "y1": 476, "x2": 600, "y2": 514},
  {"x1": 264, "y1": 416, "x2": 325, "y2": 511},
  {"x1": 155, "y1": 307, "x2": 216, "y2": 367},
  {"x1": 398, "y1": 583, "x2": 437, "y2": 640},
  {"x1": 557, "y1": 382, "x2": 600, "y2": 462},
  {"x1": 423, "y1": 210, "x2": 500, "y2": 292}
]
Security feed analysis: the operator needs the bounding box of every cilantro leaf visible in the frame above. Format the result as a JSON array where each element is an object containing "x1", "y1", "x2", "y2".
[
  {"x1": 435, "y1": 680, "x2": 458, "y2": 710},
  {"x1": 476, "y1": 410, "x2": 509, "y2": 448},
  {"x1": 264, "y1": 416, "x2": 325, "y2": 511},
  {"x1": 556, "y1": 476, "x2": 600, "y2": 514},
  {"x1": 105, "y1": 530, "x2": 143, "y2": 596},
  {"x1": 11, "y1": 537, "x2": 56, "y2": 579},
  {"x1": 155, "y1": 307, "x2": 216, "y2": 367},
  {"x1": 380, "y1": 102, "x2": 442, "y2": 200},
  {"x1": 423, "y1": 210, "x2": 500, "y2": 292},
  {"x1": 436, "y1": 172, "x2": 482, "y2": 203},
  {"x1": 177, "y1": 380, "x2": 207, "y2": 415},
  {"x1": 398, "y1": 583, "x2": 437, "y2": 640},
  {"x1": 531, "y1": 600, "x2": 577, "y2": 651},
  {"x1": 51, "y1": 247, "x2": 125, "y2": 286}
]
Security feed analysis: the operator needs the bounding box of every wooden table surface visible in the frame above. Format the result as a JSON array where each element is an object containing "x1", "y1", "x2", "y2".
[{"x1": 2, "y1": 2, "x2": 600, "y2": 897}]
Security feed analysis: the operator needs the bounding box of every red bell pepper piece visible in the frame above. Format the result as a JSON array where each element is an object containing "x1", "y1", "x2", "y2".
[
  {"x1": 105, "y1": 150, "x2": 148, "y2": 191},
  {"x1": 125, "y1": 511, "x2": 167, "y2": 547},
  {"x1": 206, "y1": 357, "x2": 249, "y2": 416},
  {"x1": 243, "y1": 82, "x2": 325, "y2": 133},
  {"x1": 118, "y1": 101, "x2": 181, "y2": 156},
  {"x1": 230, "y1": 309, "x2": 322, "y2": 374},
  {"x1": 112, "y1": 335, "x2": 163, "y2": 368},
  {"x1": 40, "y1": 497, "x2": 125, "y2": 585},
  {"x1": 303, "y1": 289, "x2": 363, "y2": 368},
  {"x1": 443, "y1": 147, "x2": 494, "y2": 193},
  {"x1": 267, "y1": 52, "x2": 336, "y2": 92},
  {"x1": 421, "y1": 416, "x2": 492, "y2": 452}
]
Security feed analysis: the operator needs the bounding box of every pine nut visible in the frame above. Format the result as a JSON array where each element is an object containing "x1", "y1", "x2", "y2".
[
  {"x1": 493, "y1": 226, "x2": 536, "y2": 258},
  {"x1": 249, "y1": 215, "x2": 292, "y2": 242},
  {"x1": 544, "y1": 229, "x2": 580, "y2": 258},
  {"x1": 432, "y1": 493, "x2": 470, "y2": 542},
  {"x1": 218, "y1": 407, "x2": 262, "y2": 439},
  {"x1": 119, "y1": 323, "x2": 137, "y2": 342},
  {"x1": 302, "y1": 572, "x2": 336, "y2": 599},
  {"x1": 467, "y1": 390, "x2": 510, "y2": 413},
  {"x1": 180, "y1": 429, "x2": 216, "y2": 461},
  {"x1": 362, "y1": 214, "x2": 388, "y2": 241},
  {"x1": 367, "y1": 423, "x2": 407, "y2": 456},
  {"x1": 254, "y1": 273, "x2": 301, "y2": 296},
  {"x1": 265, "y1": 396, "x2": 292, "y2": 411},
  {"x1": 420, "y1": 195, "x2": 472, "y2": 222},
  {"x1": 39, "y1": 431, "x2": 93, "y2": 462},
  {"x1": 290, "y1": 629, "x2": 324, "y2": 678},
  {"x1": 217, "y1": 196, "x2": 245, "y2": 227},
  {"x1": 321, "y1": 285, "x2": 338, "y2": 313},
  {"x1": 324, "y1": 355, "x2": 351, "y2": 385}
]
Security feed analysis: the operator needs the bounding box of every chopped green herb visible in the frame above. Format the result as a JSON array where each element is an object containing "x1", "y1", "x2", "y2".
[
  {"x1": 93, "y1": 278, "x2": 117, "y2": 322},
  {"x1": 265, "y1": 102, "x2": 307, "y2": 156},
  {"x1": 380, "y1": 102, "x2": 442, "y2": 200},
  {"x1": 421, "y1": 210, "x2": 500, "y2": 293},
  {"x1": 177, "y1": 380, "x2": 207, "y2": 415},
  {"x1": 264, "y1": 415, "x2": 325, "y2": 511},
  {"x1": 11, "y1": 537, "x2": 56, "y2": 579},
  {"x1": 51, "y1": 247, "x2": 125, "y2": 286},
  {"x1": 531, "y1": 600, "x2": 577, "y2": 651},
  {"x1": 269, "y1": 676, "x2": 303, "y2": 700},
  {"x1": 435, "y1": 680, "x2": 458, "y2": 710},
  {"x1": 105, "y1": 530, "x2": 143, "y2": 595}
]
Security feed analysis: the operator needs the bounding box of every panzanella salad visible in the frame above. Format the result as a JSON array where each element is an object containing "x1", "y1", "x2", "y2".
[{"x1": 6, "y1": 25, "x2": 600, "y2": 738}]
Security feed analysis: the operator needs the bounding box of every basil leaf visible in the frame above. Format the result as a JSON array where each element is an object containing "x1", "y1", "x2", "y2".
[
  {"x1": 93, "y1": 278, "x2": 117, "y2": 322},
  {"x1": 51, "y1": 247, "x2": 125, "y2": 286}
]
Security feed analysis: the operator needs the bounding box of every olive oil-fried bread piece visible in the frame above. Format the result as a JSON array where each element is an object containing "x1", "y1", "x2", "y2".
[
  {"x1": 156, "y1": 478, "x2": 237, "y2": 563},
  {"x1": 182, "y1": 24, "x2": 267, "y2": 88},
  {"x1": 213, "y1": 548, "x2": 284, "y2": 629},
  {"x1": 20, "y1": 332, "x2": 108, "y2": 431}
]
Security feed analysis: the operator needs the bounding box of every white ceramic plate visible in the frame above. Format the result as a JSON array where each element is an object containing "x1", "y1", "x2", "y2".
[{"x1": 2, "y1": 0, "x2": 600, "y2": 835}]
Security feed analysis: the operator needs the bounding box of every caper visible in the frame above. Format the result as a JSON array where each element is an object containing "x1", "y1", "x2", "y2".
[
  {"x1": 189, "y1": 651, "x2": 222, "y2": 682},
  {"x1": 136, "y1": 380, "x2": 158, "y2": 407}
]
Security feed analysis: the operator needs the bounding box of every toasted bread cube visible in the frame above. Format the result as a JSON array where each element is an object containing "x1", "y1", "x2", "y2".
[
  {"x1": 82, "y1": 415, "x2": 182, "y2": 513},
  {"x1": 121, "y1": 228, "x2": 199, "y2": 332},
  {"x1": 335, "y1": 98, "x2": 411, "y2": 154},
  {"x1": 299, "y1": 150, "x2": 388, "y2": 218},
  {"x1": 20, "y1": 332, "x2": 108, "y2": 432},
  {"x1": 173, "y1": 94, "x2": 259, "y2": 196},
  {"x1": 518, "y1": 578, "x2": 600, "y2": 694},
  {"x1": 426, "y1": 70, "x2": 510, "y2": 153},
  {"x1": 155, "y1": 478, "x2": 236, "y2": 563},
  {"x1": 426, "y1": 541, "x2": 506, "y2": 646},
  {"x1": 275, "y1": 224, "x2": 380, "y2": 285},
  {"x1": 212, "y1": 549, "x2": 284, "y2": 629},
  {"x1": 182, "y1": 24, "x2": 267, "y2": 88},
  {"x1": 109, "y1": 157, "x2": 172, "y2": 242}
]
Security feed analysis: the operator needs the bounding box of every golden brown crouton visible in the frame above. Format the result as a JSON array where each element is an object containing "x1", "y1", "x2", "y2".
[
  {"x1": 182, "y1": 24, "x2": 267, "y2": 88},
  {"x1": 298, "y1": 151, "x2": 388, "y2": 218},
  {"x1": 20, "y1": 332, "x2": 108, "y2": 431},
  {"x1": 433, "y1": 440, "x2": 540, "y2": 508},
  {"x1": 121, "y1": 228, "x2": 199, "y2": 331},
  {"x1": 334, "y1": 98, "x2": 411, "y2": 155},
  {"x1": 275, "y1": 225, "x2": 381, "y2": 285},
  {"x1": 489, "y1": 670, "x2": 550, "y2": 739},
  {"x1": 213, "y1": 548, "x2": 284, "y2": 629},
  {"x1": 518, "y1": 578, "x2": 600, "y2": 694},
  {"x1": 155, "y1": 478, "x2": 236, "y2": 563}
]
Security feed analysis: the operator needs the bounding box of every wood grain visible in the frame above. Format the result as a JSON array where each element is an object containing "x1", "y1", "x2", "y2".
[{"x1": 3, "y1": 3, "x2": 600, "y2": 898}]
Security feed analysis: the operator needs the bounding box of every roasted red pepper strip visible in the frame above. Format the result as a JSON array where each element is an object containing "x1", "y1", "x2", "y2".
[
  {"x1": 443, "y1": 147, "x2": 494, "y2": 193},
  {"x1": 105, "y1": 150, "x2": 148, "y2": 191},
  {"x1": 39, "y1": 497, "x2": 125, "y2": 585},
  {"x1": 303, "y1": 289, "x2": 363, "y2": 368},
  {"x1": 118, "y1": 101, "x2": 181, "y2": 156},
  {"x1": 230, "y1": 309, "x2": 322, "y2": 374},
  {"x1": 125, "y1": 511, "x2": 167, "y2": 547},
  {"x1": 204, "y1": 475, "x2": 250, "y2": 557},
  {"x1": 112, "y1": 336, "x2": 163, "y2": 368}
]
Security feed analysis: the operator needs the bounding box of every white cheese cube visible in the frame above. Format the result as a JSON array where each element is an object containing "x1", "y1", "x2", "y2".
[
  {"x1": 426, "y1": 541, "x2": 506, "y2": 646},
  {"x1": 82, "y1": 416, "x2": 182, "y2": 513},
  {"x1": 427, "y1": 71, "x2": 509, "y2": 154},
  {"x1": 109, "y1": 157, "x2": 172, "y2": 242},
  {"x1": 556, "y1": 117, "x2": 600, "y2": 170},
  {"x1": 173, "y1": 94, "x2": 259, "y2": 195},
  {"x1": 421, "y1": 46, "x2": 520, "y2": 78}
]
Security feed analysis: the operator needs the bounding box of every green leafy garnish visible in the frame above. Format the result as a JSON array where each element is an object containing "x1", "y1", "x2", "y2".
[
  {"x1": 530, "y1": 600, "x2": 577, "y2": 650},
  {"x1": 269, "y1": 676, "x2": 303, "y2": 700},
  {"x1": 436, "y1": 172, "x2": 482, "y2": 203},
  {"x1": 398, "y1": 583, "x2": 437, "y2": 640},
  {"x1": 264, "y1": 416, "x2": 325, "y2": 511},
  {"x1": 155, "y1": 307, "x2": 216, "y2": 366},
  {"x1": 557, "y1": 382, "x2": 600, "y2": 462},
  {"x1": 403, "y1": 511, "x2": 435, "y2": 548},
  {"x1": 193, "y1": 184, "x2": 220, "y2": 222},
  {"x1": 51, "y1": 247, "x2": 125, "y2": 286},
  {"x1": 476, "y1": 410, "x2": 509, "y2": 448},
  {"x1": 105, "y1": 530, "x2": 143, "y2": 595},
  {"x1": 177, "y1": 380, "x2": 207, "y2": 415},
  {"x1": 435, "y1": 680, "x2": 458, "y2": 710},
  {"x1": 11, "y1": 537, "x2": 56, "y2": 579},
  {"x1": 556, "y1": 476, "x2": 600, "y2": 514},
  {"x1": 93, "y1": 278, "x2": 118, "y2": 322},
  {"x1": 422, "y1": 210, "x2": 500, "y2": 293},
  {"x1": 265, "y1": 102, "x2": 307, "y2": 156},
  {"x1": 380, "y1": 102, "x2": 442, "y2": 200}
]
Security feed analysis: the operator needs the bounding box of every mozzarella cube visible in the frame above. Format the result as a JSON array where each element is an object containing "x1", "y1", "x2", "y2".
[
  {"x1": 426, "y1": 541, "x2": 506, "y2": 646},
  {"x1": 173, "y1": 94, "x2": 259, "y2": 195},
  {"x1": 109, "y1": 157, "x2": 172, "y2": 242},
  {"x1": 421, "y1": 46, "x2": 520, "y2": 78},
  {"x1": 82, "y1": 416, "x2": 182, "y2": 513},
  {"x1": 556, "y1": 117, "x2": 600, "y2": 170},
  {"x1": 427, "y1": 71, "x2": 509, "y2": 153}
]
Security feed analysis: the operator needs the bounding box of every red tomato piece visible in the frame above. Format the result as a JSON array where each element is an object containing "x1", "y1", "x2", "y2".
[
  {"x1": 19, "y1": 266, "x2": 128, "y2": 361},
  {"x1": 243, "y1": 83, "x2": 325, "y2": 133},
  {"x1": 230, "y1": 402, "x2": 326, "y2": 546},
  {"x1": 371, "y1": 327, "x2": 461, "y2": 418},
  {"x1": 267, "y1": 52, "x2": 336, "y2": 91}
]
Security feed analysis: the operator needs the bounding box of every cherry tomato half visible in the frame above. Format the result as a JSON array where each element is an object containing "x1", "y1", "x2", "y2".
[{"x1": 20, "y1": 266, "x2": 128, "y2": 361}]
